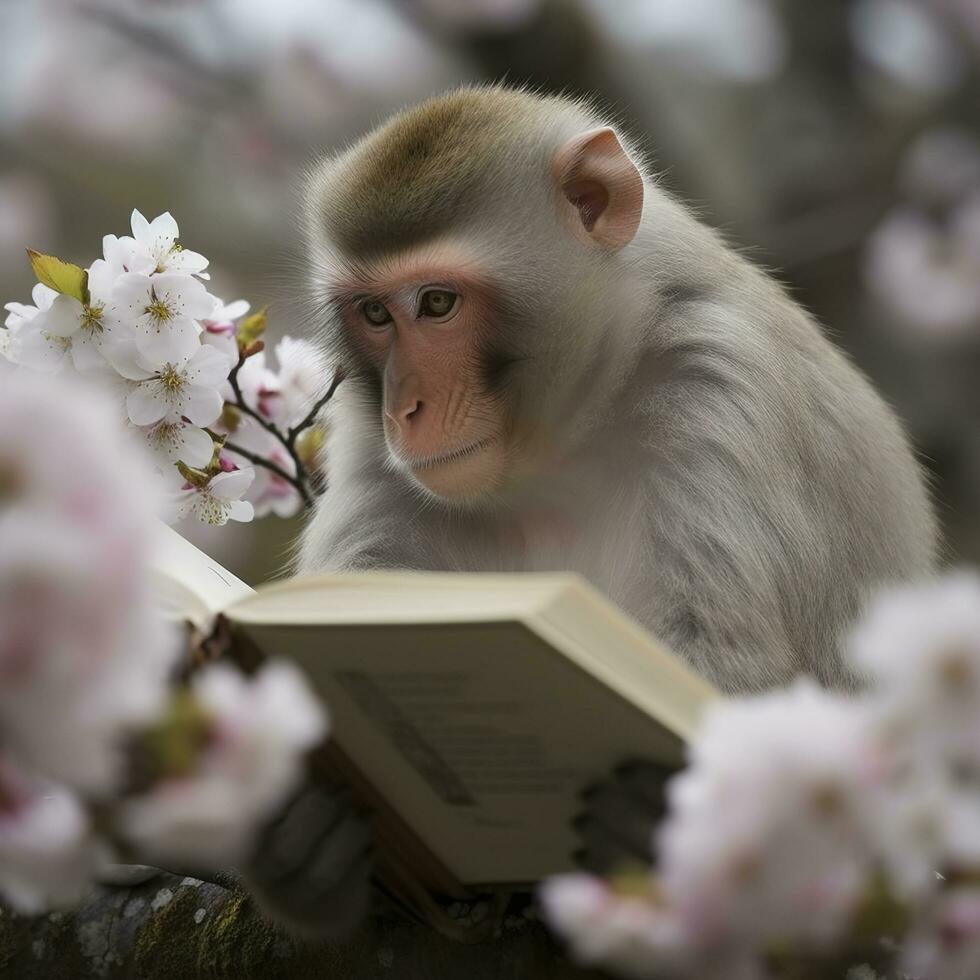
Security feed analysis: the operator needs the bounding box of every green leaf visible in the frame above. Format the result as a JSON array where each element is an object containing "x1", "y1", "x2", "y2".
[
  {"x1": 237, "y1": 305, "x2": 268, "y2": 351},
  {"x1": 850, "y1": 871, "x2": 909, "y2": 940},
  {"x1": 295, "y1": 425, "x2": 326, "y2": 469},
  {"x1": 0, "y1": 461, "x2": 24, "y2": 503},
  {"x1": 26, "y1": 249, "x2": 90, "y2": 305},
  {"x1": 176, "y1": 461, "x2": 211, "y2": 488},
  {"x1": 141, "y1": 690, "x2": 213, "y2": 780},
  {"x1": 219, "y1": 403, "x2": 242, "y2": 434},
  {"x1": 205, "y1": 437, "x2": 226, "y2": 476}
]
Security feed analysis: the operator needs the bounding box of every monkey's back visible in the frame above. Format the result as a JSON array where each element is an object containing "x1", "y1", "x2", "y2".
[
  {"x1": 298, "y1": 86, "x2": 939, "y2": 696},
  {"x1": 635, "y1": 223, "x2": 940, "y2": 692}
]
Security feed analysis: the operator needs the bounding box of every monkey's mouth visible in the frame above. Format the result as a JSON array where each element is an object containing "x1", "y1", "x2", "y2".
[{"x1": 407, "y1": 438, "x2": 494, "y2": 471}]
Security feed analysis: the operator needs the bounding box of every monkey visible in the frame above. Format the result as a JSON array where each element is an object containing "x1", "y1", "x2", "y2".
[
  {"x1": 244, "y1": 85, "x2": 939, "y2": 933},
  {"x1": 296, "y1": 85, "x2": 938, "y2": 685}
]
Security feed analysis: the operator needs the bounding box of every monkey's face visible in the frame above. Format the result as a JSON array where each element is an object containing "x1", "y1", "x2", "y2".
[
  {"x1": 308, "y1": 89, "x2": 647, "y2": 505},
  {"x1": 332, "y1": 253, "x2": 513, "y2": 501}
]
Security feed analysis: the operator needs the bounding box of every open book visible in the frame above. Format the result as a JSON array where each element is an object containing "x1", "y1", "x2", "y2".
[{"x1": 151, "y1": 523, "x2": 718, "y2": 904}]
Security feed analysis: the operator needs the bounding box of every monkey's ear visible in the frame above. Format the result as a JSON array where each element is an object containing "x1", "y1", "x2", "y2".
[{"x1": 553, "y1": 128, "x2": 644, "y2": 250}]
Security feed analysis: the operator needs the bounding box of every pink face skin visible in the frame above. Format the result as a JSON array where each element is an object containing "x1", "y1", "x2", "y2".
[
  {"x1": 327, "y1": 127, "x2": 645, "y2": 502},
  {"x1": 333, "y1": 252, "x2": 510, "y2": 500}
]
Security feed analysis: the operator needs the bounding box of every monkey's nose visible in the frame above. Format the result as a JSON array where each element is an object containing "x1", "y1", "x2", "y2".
[{"x1": 388, "y1": 399, "x2": 423, "y2": 434}]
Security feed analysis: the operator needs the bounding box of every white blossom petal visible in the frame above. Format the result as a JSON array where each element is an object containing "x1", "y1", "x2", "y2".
[
  {"x1": 0, "y1": 763, "x2": 96, "y2": 914},
  {"x1": 181, "y1": 384, "x2": 223, "y2": 428},
  {"x1": 145, "y1": 419, "x2": 214, "y2": 469},
  {"x1": 127, "y1": 384, "x2": 170, "y2": 426},
  {"x1": 0, "y1": 373, "x2": 179, "y2": 794},
  {"x1": 69, "y1": 330, "x2": 108, "y2": 372},
  {"x1": 35, "y1": 294, "x2": 83, "y2": 338},
  {"x1": 185, "y1": 343, "x2": 233, "y2": 389},
  {"x1": 117, "y1": 662, "x2": 327, "y2": 866},
  {"x1": 136, "y1": 316, "x2": 201, "y2": 366},
  {"x1": 209, "y1": 468, "x2": 255, "y2": 501},
  {"x1": 227, "y1": 499, "x2": 255, "y2": 523},
  {"x1": 10, "y1": 327, "x2": 72, "y2": 373}
]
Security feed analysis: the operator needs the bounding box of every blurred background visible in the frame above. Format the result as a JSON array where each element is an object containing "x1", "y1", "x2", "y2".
[{"x1": 1, "y1": 0, "x2": 978, "y2": 583}]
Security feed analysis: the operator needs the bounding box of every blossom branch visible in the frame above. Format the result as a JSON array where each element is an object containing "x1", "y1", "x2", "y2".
[
  {"x1": 286, "y1": 366, "x2": 346, "y2": 450},
  {"x1": 226, "y1": 355, "x2": 288, "y2": 444},
  {"x1": 225, "y1": 354, "x2": 343, "y2": 510},
  {"x1": 223, "y1": 439, "x2": 313, "y2": 509}
]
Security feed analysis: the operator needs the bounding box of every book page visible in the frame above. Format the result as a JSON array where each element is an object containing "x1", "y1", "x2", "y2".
[
  {"x1": 150, "y1": 523, "x2": 253, "y2": 626},
  {"x1": 237, "y1": 619, "x2": 692, "y2": 887},
  {"x1": 228, "y1": 571, "x2": 716, "y2": 744},
  {"x1": 227, "y1": 570, "x2": 572, "y2": 624}
]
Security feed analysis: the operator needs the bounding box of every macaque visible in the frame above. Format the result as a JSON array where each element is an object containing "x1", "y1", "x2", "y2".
[{"x1": 246, "y1": 86, "x2": 939, "y2": 930}]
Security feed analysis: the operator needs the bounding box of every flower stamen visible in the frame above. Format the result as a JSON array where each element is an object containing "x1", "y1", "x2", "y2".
[
  {"x1": 45, "y1": 333, "x2": 72, "y2": 353},
  {"x1": 145, "y1": 289, "x2": 174, "y2": 326},
  {"x1": 157, "y1": 365, "x2": 184, "y2": 395},
  {"x1": 80, "y1": 304, "x2": 104, "y2": 335}
]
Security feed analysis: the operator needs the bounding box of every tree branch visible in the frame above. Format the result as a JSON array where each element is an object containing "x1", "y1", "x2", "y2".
[
  {"x1": 225, "y1": 356, "x2": 344, "y2": 510},
  {"x1": 226, "y1": 358, "x2": 285, "y2": 445},
  {"x1": 286, "y1": 367, "x2": 346, "y2": 450},
  {"x1": 223, "y1": 441, "x2": 313, "y2": 509}
]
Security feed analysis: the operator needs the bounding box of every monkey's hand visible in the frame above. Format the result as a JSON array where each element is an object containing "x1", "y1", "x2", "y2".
[
  {"x1": 242, "y1": 781, "x2": 375, "y2": 939},
  {"x1": 572, "y1": 759, "x2": 674, "y2": 874}
]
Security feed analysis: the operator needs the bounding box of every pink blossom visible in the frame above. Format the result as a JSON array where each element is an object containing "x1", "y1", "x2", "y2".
[
  {"x1": 0, "y1": 373, "x2": 180, "y2": 793},
  {"x1": 0, "y1": 756, "x2": 96, "y2": 914},
  {"x1": 119, "y1": 662, "x2": 327, "y2": 866}
]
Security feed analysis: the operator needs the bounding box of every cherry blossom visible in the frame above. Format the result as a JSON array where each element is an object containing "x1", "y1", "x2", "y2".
[
  {"x1": 222, "y1": 418, "x2": 302, "y2": 518},
  {"x1": 102, "y1": 231, "x2": 153, "y2": 277},
  {"x1": 657, "y1": 682, "x2": 877, "y2": 950},
  {"x1": 852, "y1": 571, "x2": 980, "y2": 710},
  {"x1": 109, "y1": 270, "x2": 215, "y2": 364},
  {"x1": 0, "y1": 373, "x2": 180, "y2": 793},
  {"x1": 245, "y1": 442, "x2": 302, "y2": 518},
  {"x1": 7, "y1": 314, "x2": 74, "y2": 373},
  {"x1": 127, "y1": 210, "x2": 210, "y2": 279},
  {"x1": 903, "y1": 889, "x2": 980, "y2": 980},
  {"x1": 582, "y1": 0, "x2": 787, "y2": 82},
  {"x1": 201, "y1": 296, "x2": 250, "y2": 367},
  {"x1": 0, "y1": 327, "x2": 12, "y2": 370},
  {"x1": 231, "y1": 347, "x2": 282, "y2": 420},
  {"x1": 273, "y1": 335, "x2": 331, "y2": 427},
  {"x1": 143, "y1": 417, "x2": 215, "y2": 470},
  {"x1": 0, "y1": 369, "x2": 333, "y2": 912},
  {"x1": 540, "y1": 874, "x2": 697, "y2": 980},
  {"x1": 5, "y1": 208, "x2": 337, "y2": 527},
  {"x1": 4, "y1": 282, "x2": 69, "y2": 372},
  {"x1": 123, "y1": 344, "x2": 230, "y2": 429},
  {"x1": 118, "y1": 662, "x2": 327, "y2": 866},
  {"x1": 171, "y1": 467, "x2": 256, "y2": 525},
  {"x1": 851, "y1": 572, "x2": 980, "y2": 899},
  {"x1": 850, "y1": 0, "x2": 966, "y2": 95},
  {"x1": 0, "y1": 758, "x2": 96, "y2": 914},
  {"x1": 133, "y1": 210, "x2": 209, "y2": 278},
  {"x1": 542, "y1": 573, "x2": 980, "y2": 979},
  {"x1": 864, "y1": 204, "x2": 980, "y2": 338},
  {"x1": 12, "y1": 258, "x2": 120, "y2": 373},
  {"x1": 3, "y1": 281, "x2": 58, "y2": 333}
]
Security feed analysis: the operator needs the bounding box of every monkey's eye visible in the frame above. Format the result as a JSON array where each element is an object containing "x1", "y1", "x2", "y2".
[
  {"x1": 418, "y1": 289, "x2": 458, "y2": 319},
  {"x1": 361, "y1": 299, "x2": 393, "y2": 327}
]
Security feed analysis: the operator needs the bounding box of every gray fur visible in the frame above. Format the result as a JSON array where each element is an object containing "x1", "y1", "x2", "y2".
[{"x1": 300, "y1": 86, "x2": 939, "y2": 696}]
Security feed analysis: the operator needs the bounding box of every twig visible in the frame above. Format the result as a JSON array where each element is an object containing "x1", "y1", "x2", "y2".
[
  {"x1": 226, "y1": 358, "x2": 285, "y2": 445},
  {"x1": 286, "y1": 367, "x2": 346, "y2": 449},
  {"x1": 225, "y1": 358, "x2": 344, "y2": 509},
  {"x1": 224, "y1": 440, "x2": 313, "y2": 509}
]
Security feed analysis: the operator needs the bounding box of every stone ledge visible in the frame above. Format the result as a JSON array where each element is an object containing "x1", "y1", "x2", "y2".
[{"x1": 1, "y1": 872, "x2": 606, "y2": 979}]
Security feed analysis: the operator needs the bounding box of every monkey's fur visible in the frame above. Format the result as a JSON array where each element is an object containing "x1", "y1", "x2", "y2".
[
  {"x1": 299, "y1": 86, "x2": 938, "y2": 694},
  {"x1": 243, "y1": 88, "x2": 939, "y2": 934}
]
